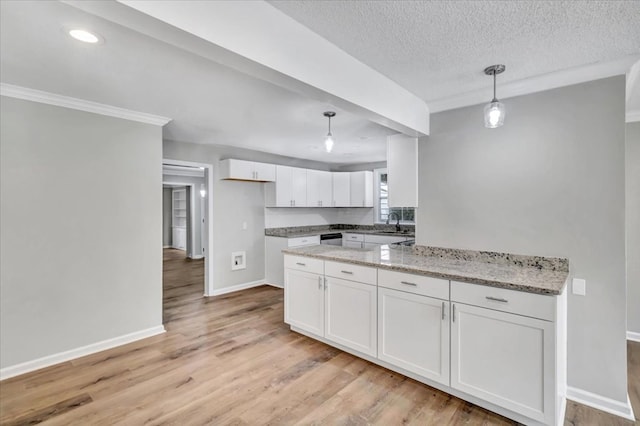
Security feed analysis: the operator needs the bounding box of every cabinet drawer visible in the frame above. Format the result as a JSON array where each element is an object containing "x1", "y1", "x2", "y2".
[
  {"x1": 364, "y1": 234, "x2": 407, "y2": 245},
  {"x1": 343, "y1": 233, "x2": 364, "y2": 242},
  {"x1": 378, "y1": 269, "x2": 449, "y2": 300},
  {"x1": 325, "y1": 261, "x2": 376, "y2": 285},
  {"x1": 284, "y1": 255, "x2": 323, "y2": 275},
  {"x1": 288, "y1": 235, "x2": 320, "y2": 248},
  {"x1": 451, "y1": 281, "x2": 555, "y2": 321}
]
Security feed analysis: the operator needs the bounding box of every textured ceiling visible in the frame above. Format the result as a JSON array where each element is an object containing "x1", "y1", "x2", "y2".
[
  {"x1": 0, "y1": 1, "x2": 395, "y2": 164},
  {"x1": 269, "y1": 0, "x2": 640, "y2": 103}
]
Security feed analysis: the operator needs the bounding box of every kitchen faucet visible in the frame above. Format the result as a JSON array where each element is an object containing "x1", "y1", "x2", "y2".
[{"x1": 386, "y1": 212, "x2": 401, "y2": 232}]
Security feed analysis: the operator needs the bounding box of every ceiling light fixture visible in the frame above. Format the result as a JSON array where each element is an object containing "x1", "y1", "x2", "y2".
[
  {"x1": 323, "y1": 111, "x2": 336, "y2": 153},
  {"x1": 68, "y1": 29, "x2": 101, "y2": 44},
  {"x1": 483, "y1": 64, "x2": 506, "y2": 128}
]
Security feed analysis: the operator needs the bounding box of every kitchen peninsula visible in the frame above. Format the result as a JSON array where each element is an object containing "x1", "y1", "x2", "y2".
[{"x1": 282, "y1": 244, "x2": 569, "y2": 426}]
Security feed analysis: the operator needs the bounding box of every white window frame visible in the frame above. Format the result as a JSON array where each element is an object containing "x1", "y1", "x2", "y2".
[{"x1": 373, "y1": 168, "x2": 415, "y2": 225}]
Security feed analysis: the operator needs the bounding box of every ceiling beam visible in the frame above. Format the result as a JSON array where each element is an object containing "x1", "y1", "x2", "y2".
[{"x1": 64, "y1": 0, "x2": 429, "y2": 136}]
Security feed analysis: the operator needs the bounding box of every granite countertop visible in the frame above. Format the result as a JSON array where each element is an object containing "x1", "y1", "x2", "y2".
[
  {"x1": 282, "y1": 244, "x2": 569, "y2": 295},
  {"x1": 265, "y1": 225, "x2": 415, "y2": 239}
]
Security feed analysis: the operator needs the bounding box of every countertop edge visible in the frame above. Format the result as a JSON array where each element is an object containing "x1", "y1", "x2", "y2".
[{"x1": 282, "y1": 249, "x2": 566, "y2": 296}]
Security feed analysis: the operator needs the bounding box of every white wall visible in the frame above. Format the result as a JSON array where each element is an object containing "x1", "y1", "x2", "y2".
[
  {"x1": 627, "y1": 121, "x2": 640, "y2": 335},
  {"x1": 0, "y1": 96, "x2": 163, "y2": 369},
  {"x1": 417, "y1": 77, "x2": 627, "y2": 403},
  {"x1": 264, "y1": 207, "x2": 374, "y2": 228}
]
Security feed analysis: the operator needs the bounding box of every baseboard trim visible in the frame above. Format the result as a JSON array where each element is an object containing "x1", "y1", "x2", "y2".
[
  {"x1": 210, "y1": 279, "x2": 265, "y2": 296},
  {"x1": 189, "y1": 255, "x2": 204, "y2": 260},
  {"x1": 0, "y1": 325, "x2": 165, "y2": 381},
  {"x1": 264, "y1": 282, "x2": 284, "y2": 289},
  {"x1": 566, "y1": 387, "x2": 635, "y2": 421},
  {"x1": 627, "y1": 331, "x2": 640, "y2": 342}
]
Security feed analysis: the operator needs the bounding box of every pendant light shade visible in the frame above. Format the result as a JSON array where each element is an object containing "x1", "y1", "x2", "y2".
[
  {"x1": 484, "y1": 65, "x2": 506, "y2": 128},
  {"x1": 323, "y1": 111, "x2": 336, "y2": 153}
]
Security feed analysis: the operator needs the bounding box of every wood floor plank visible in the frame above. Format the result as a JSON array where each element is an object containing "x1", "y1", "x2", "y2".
[{"x1": 1, "y1": 248, "x2": 638, "y2": 426}]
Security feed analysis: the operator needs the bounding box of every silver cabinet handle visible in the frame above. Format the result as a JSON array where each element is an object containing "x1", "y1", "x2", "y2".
[
  {"x1": 442, "y1": 302, "x2": 445, "y2": 320},
  {"x1": 296, "y1": 262, "x2": 306, "y2": 266},
  {"x1": 452, "y1": 304, "x2": 456, "y2": 322},
  {"x1": 318, "y1": 276, "x2": 322, "y2": 290},
  {"x1": 400, "y1": 281, "x2": 417, "y2": 286},
  {"x1": 341, "y1": 270, "x2": 353, "y2": 275},
  {"x1": 255, "y1": 172, "x2": 258, "y2": 179},
  {"x1": 486, "y1": 296, "x2": 509, "y2": 303},
  {"x1": 301, "y1": 240, "x2": 307, "y2": 243}
]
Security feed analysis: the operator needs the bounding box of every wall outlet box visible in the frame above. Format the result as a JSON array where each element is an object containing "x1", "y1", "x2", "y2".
[
  {"x1": 572, "y1": 278, "x2": 586, "y2": 296},
  {"x1": 231, "y1": 251, "x2": 246, "y2": 271}
]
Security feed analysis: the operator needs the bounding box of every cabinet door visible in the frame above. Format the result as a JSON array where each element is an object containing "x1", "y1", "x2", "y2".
[
  {"x1": 325, "y1": 277, "x2": 377, "y2": 357},
  {"x1": 230, "y1": 159, "x2": 255, "y2": 180},
  {"x1": 350, "y1": 171, "x2": 373, "y2": 207},
  {"x1": 451, "y1": 303, "x2": 554, "y2": 424},
  {"x1": 284, "y1": 269, "x2": 324, "y2": 336},
  {"x1": 332, "y1": 173, "x2": 350, "y2": 207},
  {"x1": 253, "y1": 162, "x2": 276, "y2": 182},
  {"x1": 291, "y1": 168, "x2": 307, "y2": 207},
  {"x1": 378, "y1": 288, "x2": 449, "y2": 385},
  {"x1": 307, "y1": 170, "x2": 332, "y2": 207},
  {"x1": 273, "y1": 165, "x2": 293, "y2": 207},
  {"x1": 343, "y1": 241, "x2": 363, "y2": 249}
]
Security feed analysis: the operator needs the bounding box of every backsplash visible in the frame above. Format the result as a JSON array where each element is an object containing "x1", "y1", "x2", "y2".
[
  {"x1": 265, "y1": 223, "x2": 415, "y2": 237},
  {"x1": 264, "y1": 207, "x2": 374, "y2": 228}
]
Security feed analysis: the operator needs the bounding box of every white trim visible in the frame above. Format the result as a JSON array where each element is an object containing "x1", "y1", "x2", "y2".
[
  {"x1": 189, "y1": 254, "x2": 205, "y2": 260},
  {"x1": 163, "y1": 245, "x2": 171, "y2": 248},
  {"x1": 557, "y1": 396, "x2": 567, "y2": 426},
  {"x1": 566, "y1": 387, "x2": 635, "y2": 421},
  {"x1": 0, "y1": 325, "x2": 165, "y2": 381},
  {"x1": 627, "y1": 331, "x2": 640, "y2": 342},
  {"x1": 0, "y1": 83, "x2": 172, "y2": 126},
  {"x1": 209, "y1": 279, "x2": 265, "y2": 296},
  {"x1": 429, "y1": 54, "x2": 639, "y2": 113},
  {"x1": 265, "y1": 282, "x2": 284, "y2": 289},
  {"x1": 626, "y1": 110, "x2": 640, "y2": 123}
]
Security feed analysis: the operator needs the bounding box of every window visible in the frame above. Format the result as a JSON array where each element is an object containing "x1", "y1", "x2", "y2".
[{"x1": 374, "y1": 168, "x2": 415, "y2": 224}]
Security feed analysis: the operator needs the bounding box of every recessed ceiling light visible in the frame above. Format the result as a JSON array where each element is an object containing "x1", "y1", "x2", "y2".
[{"x1": 68, "y1": 29, "x2": 101, "y2": 44}]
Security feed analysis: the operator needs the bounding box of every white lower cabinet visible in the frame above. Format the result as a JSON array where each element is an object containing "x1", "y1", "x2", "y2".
[
  {"x1": 325, "y1": 277, "x2": 377, "y2": 357},
  {"x1": 450, "y1": 302, "x2": 554, "y2": 424},
  {"x1": 378, "y1": 287, "x2": 450, "y2": 386},
  {"x1": 284, "y1": 257, "x2": 565, "y2": 426},
  {"x1": 284, "y1": 257, "x2": 324, "y2": 337}
]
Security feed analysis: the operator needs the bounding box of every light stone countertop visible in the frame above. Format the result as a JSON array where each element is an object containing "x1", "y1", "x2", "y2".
[
  {"x1": 265, "y1": 227, "x2": 415, "y2": 239},
  {"x1": 282, "y1": 244, "x2": 568, "y2": 295}
]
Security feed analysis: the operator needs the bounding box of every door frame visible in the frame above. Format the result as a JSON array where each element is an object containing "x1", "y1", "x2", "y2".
[{"x1": 163, "y1": 158, "x2": 214, "y2": 297}]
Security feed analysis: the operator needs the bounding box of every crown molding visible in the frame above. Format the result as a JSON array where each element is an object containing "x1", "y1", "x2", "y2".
[
  {"x1": 0, "y1": 83, "x2": 172, "y2": 126},
  {"x1": 627, "y1": 110, "x2": 640, "y2": 123},
  {"x1": 429, "y1": 55, "x2": 640, "y2": 113}
]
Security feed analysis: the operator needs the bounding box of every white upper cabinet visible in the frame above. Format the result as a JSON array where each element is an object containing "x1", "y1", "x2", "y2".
[
  {"x1": 387, "y1": 134, "x2": 418, "y2": 207},
  {"x1": 350, "y1": 171, "x2": 373, "y2": 207},
  {"x1": 306, "y1": 170, "x2": 332, "y2": 207},
  {"x1": 331, "y1": 172, "x2": 350, "y2": 207},
  {"x1": 219, "y1": 159, "x2": 276, "y2": 182},
  {"x1": 265, "y1": 165, "x2": 307, "y2": 207}
]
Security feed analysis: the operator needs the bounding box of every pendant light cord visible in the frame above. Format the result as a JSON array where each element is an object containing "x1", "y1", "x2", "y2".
[
  {"x1": 493, "y1": 70, "x2": 497, "y2": 102},
  {"x1": 328, "y1": 115, "x2": 332, "y2": 136}
]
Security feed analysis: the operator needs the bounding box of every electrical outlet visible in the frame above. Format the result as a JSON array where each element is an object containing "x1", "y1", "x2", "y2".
[{"x1": 572, "y1": 278, "x2": 586, "y2": 296}]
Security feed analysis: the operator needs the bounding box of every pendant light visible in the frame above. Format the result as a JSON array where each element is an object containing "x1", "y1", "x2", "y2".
[
  {"x1": 323, "y1": 111, "x2": 336, "y2": 153},
  {"x1": 483, "y1": 64, "x2": 506, "y2": 128}
]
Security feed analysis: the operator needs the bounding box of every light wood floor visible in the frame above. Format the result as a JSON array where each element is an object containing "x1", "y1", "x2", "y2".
[{"x1": 1, "y1": 248, "x2": 638, "y2": 425}]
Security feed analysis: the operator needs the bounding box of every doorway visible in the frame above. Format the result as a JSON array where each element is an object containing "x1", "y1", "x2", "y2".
[{"x1": 162, "y1": 159, "x2": 214, "y2": 297}]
